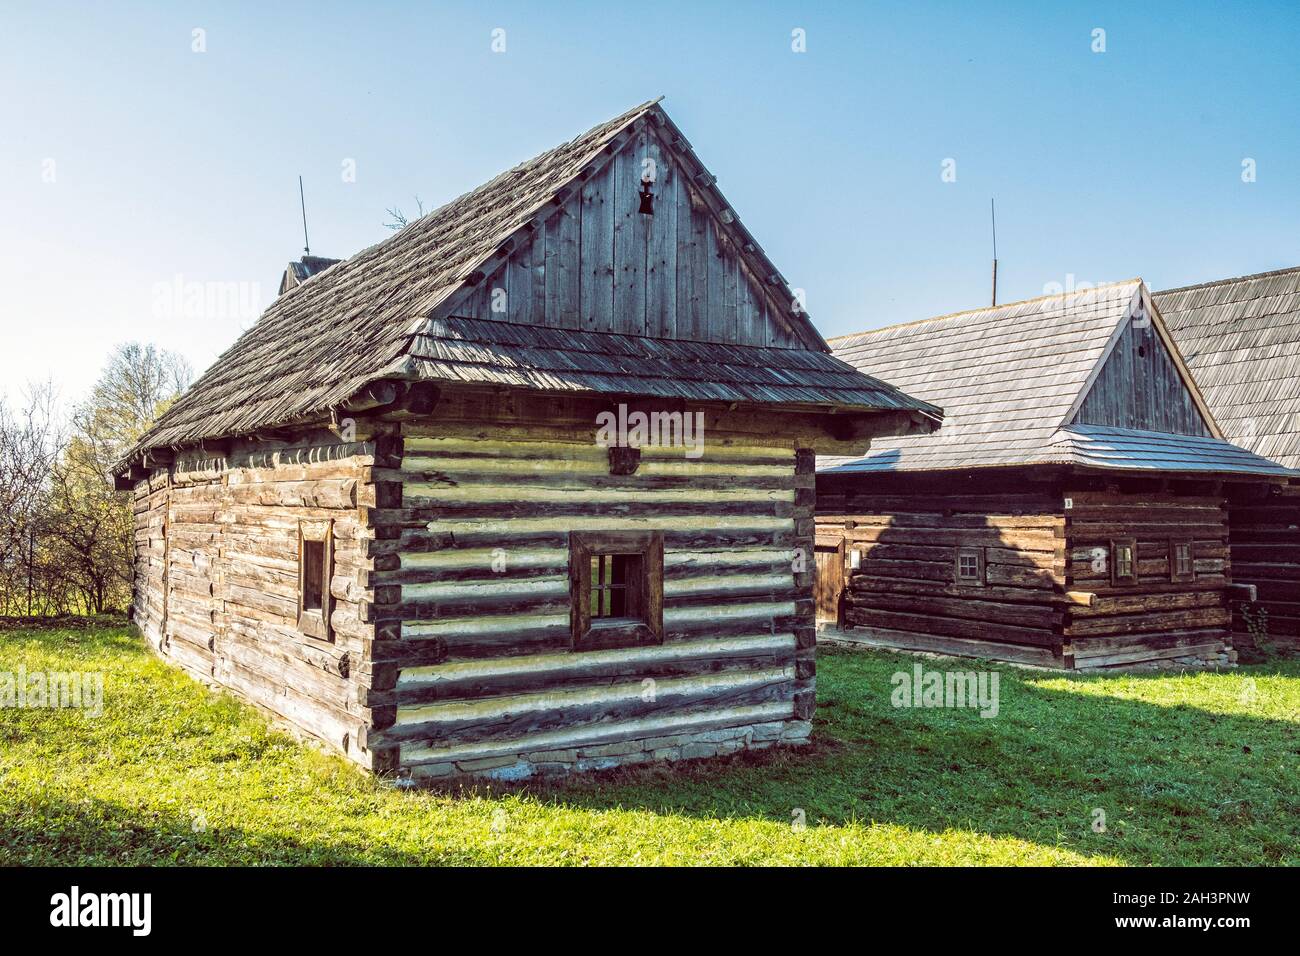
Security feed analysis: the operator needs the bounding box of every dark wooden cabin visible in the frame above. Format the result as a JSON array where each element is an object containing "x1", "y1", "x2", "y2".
[
  {"x1": 816, "y1": 280, "x2": 1294, "y2": 670},
  {"x1": 1158, "y1": 266, "x2": 1300, "y2": 654},
  {"x1": 113, "y1": 100, "x2": 939, "y2": 783}
]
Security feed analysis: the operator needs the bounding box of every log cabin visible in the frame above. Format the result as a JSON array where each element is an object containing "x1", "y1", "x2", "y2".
[
  {"x1": 112, "y1": 99, "x2": 940, "y2": 783},
  {"x1": 816, "y1": 279, "x2": 1295, "y2": 670},
  {"x1": 1158, "y1": 266, "x2": 1300, "y2": 654}
]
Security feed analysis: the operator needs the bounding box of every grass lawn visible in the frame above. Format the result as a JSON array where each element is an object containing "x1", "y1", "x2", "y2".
[{"x1": 2, "y1": 620, "x2": 1297, "y2": 866}]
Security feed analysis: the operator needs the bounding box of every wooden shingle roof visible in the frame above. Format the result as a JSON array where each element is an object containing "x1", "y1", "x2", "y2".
[
  {"x1": 403, "y1": 317, "x2": 936, "y2": 411},
  {"x1": 1047, "y1": 425, "x2": 1292, "y2": 476},
  {"x1": 821, "y1": 279, "x2": 1295, "y2": 478},
  {"x1": 1156, "y1": 266, "x2": 1300, "y2": 469},
  {"x1": 121, "y1": 99, "x2": 939, "y2": 469}
]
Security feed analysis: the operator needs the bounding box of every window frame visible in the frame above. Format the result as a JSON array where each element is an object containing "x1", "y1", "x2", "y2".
[
  {"x1": 1170, "y1": 538, "x2": 1195, "y2": 583},
  {"x1": 568, "y1": 530, "x2": 663, "y2": 652},
  {"x1": 954, "y1": 545, "x2": 986, "y2": 587},
  {"x1": 298, "y1": 519, "x2": 334, "y2": 642},
  {"x1": 1111, "y1": 537, "x2": 1138, "y2": 586}
]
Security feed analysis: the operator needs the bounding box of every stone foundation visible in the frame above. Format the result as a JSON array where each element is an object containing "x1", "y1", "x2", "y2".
[
  {"x1": 399, "y1": 719, "x2": 813, "y2": 785},
  {"x1": 1078, "y1": 646, "x2": 1237, "y2": 674}
]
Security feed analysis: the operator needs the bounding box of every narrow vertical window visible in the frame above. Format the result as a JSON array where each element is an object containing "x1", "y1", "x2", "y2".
[
  {"x1": 299, "y1": 520, "x2": 334, "y2": 641},
  {"x1": 302, "y1": 540, "x2": 325, "y2": 610},
  {"x1": 1170, "y1": 539, "x2": 1195, "y2": 582},
  {"x1": 1111, "y1": 538, "x2": 1137, "y2": 586}
]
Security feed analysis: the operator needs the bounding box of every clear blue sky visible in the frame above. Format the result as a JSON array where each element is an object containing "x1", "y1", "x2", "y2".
[{"x1": 3, "y1": 0, "x2": 1298, "y2": 406}]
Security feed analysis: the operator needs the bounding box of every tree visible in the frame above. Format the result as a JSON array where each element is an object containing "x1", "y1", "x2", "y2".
[
  {"x1": 59, "y1": 343, "x2": 193, "y2": 612},
  {"x1": 0, "y1": 343, "x2": 191, "y2": 616},
  {"x1": 0, "y1": 383, "x2": 61, "y2": 614},
  {"x1": 73, "y1": 342, "x2": 192, "y2": 470},
  {"x1": 383, "y1": 195, "x2": 425, "y2": 231}
]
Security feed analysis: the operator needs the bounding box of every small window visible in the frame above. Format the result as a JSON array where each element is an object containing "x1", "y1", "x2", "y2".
[
  {"x1": 590, "y1": 553, "x2": 642, "y2": 618},
  {"x1": 569, "y1": 531, "x2": 663, "y2": 651},
  {"x1": 1171, "y1": 539, "x2": 1195, "y2": 582},
  {"x1": 954, "y1": 546, "x2": 986, "y2": 586},
  {"x1": 303, "y1": 540, "x2": 325, "y2": 609},
  {"x1": 1111, "y1": 538, "x2": 1137, "y2": 586},
  {"x1": 298, "y1": 520, "x2": 334, "y2": 642}
]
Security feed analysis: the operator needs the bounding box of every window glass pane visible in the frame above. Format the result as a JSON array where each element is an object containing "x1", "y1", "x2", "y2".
[
  {"x1": 1115, "y1": 544, "x2": 1133, "y2": 578},
  {"x1": 303, "y1": 540, "x2": 324, "y2": 610}
]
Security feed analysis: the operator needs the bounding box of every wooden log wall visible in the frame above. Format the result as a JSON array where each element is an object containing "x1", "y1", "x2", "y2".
[
  {"x1": 130, "y1": 469, "x2": 171, "y2": 644},
  {"x1": 1225, "y1": 482, "x2": 1300, "y2": 654},
  {"x1": 816, "y1": 486, "x2": 1067, "y2": 668},
  {"x1": 361, "y1": 419, "x2": 815, "y2": 781},
  {"x1": 129, "y1": 434, "x2": 383, "y2": 767},
  {"x1": 1062, "y1": 489, "x2": 1232, "y2": 668}
]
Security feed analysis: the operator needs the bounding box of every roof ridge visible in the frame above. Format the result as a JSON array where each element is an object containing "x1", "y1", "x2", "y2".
[
  {"x1": 1157, "y1": 264, "x2": 1300, "y2": 295},
  {"x1": 826, "y1": 278, "x2": 1143, "y2": 343}
]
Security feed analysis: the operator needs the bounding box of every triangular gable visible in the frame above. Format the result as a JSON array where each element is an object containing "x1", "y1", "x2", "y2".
[
  {"x1": 433, "y1": 105, "x2": 825, "y2": 351},
  {"x1": 1063, "y1": 283, "x2": 1221, "y2": 438}
]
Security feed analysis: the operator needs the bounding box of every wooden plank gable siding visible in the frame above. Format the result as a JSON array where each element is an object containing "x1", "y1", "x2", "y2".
[
  {"x1": 1074, "y1": 315, "x2": 1212, "y2": 436},
  {"x1": 456, "y1": 123, "x2": 794, "y2": 350},
  {"x1": 362, "y1": 422, "x2": 817, "y2": 781},
  {"x1": 128, "y1": 435, "x2": 382, "y2": 765}
]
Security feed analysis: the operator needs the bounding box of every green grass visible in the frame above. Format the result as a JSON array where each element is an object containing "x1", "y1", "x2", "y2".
[{"x1": 2, "y1": 621, "x2": 1298, "y2": 865}]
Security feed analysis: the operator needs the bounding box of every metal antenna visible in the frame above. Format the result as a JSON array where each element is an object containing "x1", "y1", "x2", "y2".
[
  {"x1": 299, "y1": 175, "x2": 311, "y2": 256},
  {"x1": 990, "y1": 197, "x2": 998, "y2": 306}
]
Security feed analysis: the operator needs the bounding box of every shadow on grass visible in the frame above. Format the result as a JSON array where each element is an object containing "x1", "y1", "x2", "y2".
[
  {"x1": 1, "y1": 794, "x2": 447, "y2": 866},
  {"x1": 471, "y1": 647, "x2": 1300, "y2": 865}
]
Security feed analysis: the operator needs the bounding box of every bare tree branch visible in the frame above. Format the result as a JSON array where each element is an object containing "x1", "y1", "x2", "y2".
[{"x1": 384, "y1": 195, "x2": 426, "y2": 231}]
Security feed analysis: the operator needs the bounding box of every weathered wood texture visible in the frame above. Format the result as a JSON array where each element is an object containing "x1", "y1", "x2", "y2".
[
  {"x1": 813, "y1": 537, "x2": 845, "y2": 625},
  {"x1": 1062, "y1": 489, "x2": 1232, "y2": 668},
  {"x1": 1225, "y1": 482, "x2": 1300, "y2": 653},
  {"x1": 450, "y1": 122, "x2": 800, "y2": 350},
  {"x1": 817, "y1": 472, "x2": 1239, "y2": 669},
  {"x1": 1075, "y1": 315, "x2": 1212, "y2": 436},
  {"x1": 817, "y1": 482, "x2": 1068, "y2": 668},
  {"x1": 363, "y1": 419, "x2": 814, "y2": 776},
  {"x1": 820, "y1": 280, "x2": 1287, "y2": 479},
  {"x1": 122, "y1": 102, "x2": 890, "y2": 468},
  {"x1": 129, "y1": 433, "x2": 381, "y2": 767},
  {"x1": 1158, "y1": 266, "x2": 1300, "y2": 469}
]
